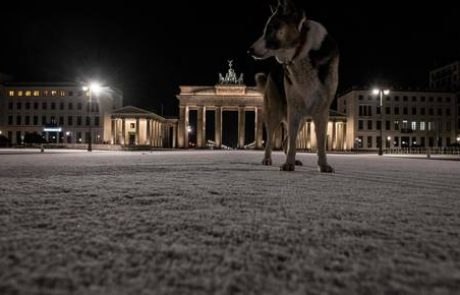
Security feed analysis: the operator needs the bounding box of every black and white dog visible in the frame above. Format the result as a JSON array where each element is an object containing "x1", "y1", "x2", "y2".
[{"x1": 249, "y1": 0, "x2": 339, "y2": 173}]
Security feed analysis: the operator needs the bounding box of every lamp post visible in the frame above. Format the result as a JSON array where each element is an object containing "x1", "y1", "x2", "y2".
[
  {"x1": 372, "y1": 88, "x2": 390, "y2": 156},
  {"x1": 82, "y1": 83, "x2": 102, "y2": 152}
]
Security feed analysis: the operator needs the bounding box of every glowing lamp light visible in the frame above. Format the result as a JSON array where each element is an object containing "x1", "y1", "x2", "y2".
[
  {"x1": 372, "y1": 89, "x2": 380, "y2": 95},
  {"x1": 187, "y1": 126, "x2": 193, "y2": 133},
  {"x1": 387, "y1": 136, "x2": 391, "y2": 141},
  {"x1": 383, "y1": 90, "x2": 390, "y2": 95}
]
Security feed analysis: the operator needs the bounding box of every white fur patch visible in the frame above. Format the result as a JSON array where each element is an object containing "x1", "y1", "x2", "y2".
[{"x1": 306, "y1": 20, "x2": 328, "y2": 51}]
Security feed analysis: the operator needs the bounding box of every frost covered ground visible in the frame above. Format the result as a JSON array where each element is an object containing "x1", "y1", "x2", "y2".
[{"x1": 1, "y1": 149, "x2": 459, "y2": 295}]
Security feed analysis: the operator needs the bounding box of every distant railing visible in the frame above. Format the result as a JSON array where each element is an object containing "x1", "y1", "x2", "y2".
[{"x1": 386, "y1": 147, "x2": 460, "y2": 155}]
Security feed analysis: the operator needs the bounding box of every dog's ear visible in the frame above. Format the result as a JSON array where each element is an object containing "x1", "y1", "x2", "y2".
[
  {"x1": 282, "y1": 0, "x2": 297, "y2": 15},
  {"x1": 297, "y1": 11, "x2": 307, "y2": 31}
]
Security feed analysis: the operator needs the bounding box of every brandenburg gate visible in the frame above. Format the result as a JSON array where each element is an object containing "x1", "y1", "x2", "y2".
[{"x1": 176, "y1": 61, "x2": 347, "y2": 151}]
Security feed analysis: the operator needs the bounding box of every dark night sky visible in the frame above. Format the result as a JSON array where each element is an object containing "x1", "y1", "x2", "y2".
[{"x1": 1, "y1": 1, "x2": 459, "y2": 116}]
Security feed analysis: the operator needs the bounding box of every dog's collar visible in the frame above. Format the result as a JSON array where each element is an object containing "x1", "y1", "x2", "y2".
[{"x1": 283, "y1": 23, "x2": 308, "y2": 66}]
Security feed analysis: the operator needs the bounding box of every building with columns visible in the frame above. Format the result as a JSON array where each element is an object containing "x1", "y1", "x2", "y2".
[
  {"x1": 109, "y1": 106, "x2": 177, "y2": 148},
  {"x1": 177, "y1": 61, "x2": 347, "y2": 151}
]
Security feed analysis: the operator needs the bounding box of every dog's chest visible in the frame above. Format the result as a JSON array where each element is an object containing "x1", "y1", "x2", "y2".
[{"x1": 284, "y1": 60, "x2": 321, "y2": 112}]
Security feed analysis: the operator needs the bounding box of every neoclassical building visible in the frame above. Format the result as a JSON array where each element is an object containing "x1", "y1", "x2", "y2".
[
  {"x1": 109, "y1": 106, "x2": 177, "y2": 148},
  {"x1": 177, "y1": 61, "x2": 347, "y2": 151}
]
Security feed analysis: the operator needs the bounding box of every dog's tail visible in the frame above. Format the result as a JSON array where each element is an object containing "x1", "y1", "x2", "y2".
[{"x1": 255, "y1": 73, "x2": 267, "y2": 93}]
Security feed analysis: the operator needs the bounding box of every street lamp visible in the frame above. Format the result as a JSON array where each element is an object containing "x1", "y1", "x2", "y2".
[
  {"x1": 82, "y1": 83, "x2": 102, "y2": 152},
  {"x1": 372, "y1": 88, "x2": 390, "y2": 156}
]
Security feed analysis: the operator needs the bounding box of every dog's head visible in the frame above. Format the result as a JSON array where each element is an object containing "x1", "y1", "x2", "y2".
[{"x1": 248, "y1": 0, "x2": 306, "y2": 61}]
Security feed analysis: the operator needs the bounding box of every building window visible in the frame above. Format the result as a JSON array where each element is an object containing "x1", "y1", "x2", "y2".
[
  {"x1": 69, "y1": 91, "x2": 74, "y2": 96},
  {"x1": 51, "y1": 91, "x2": 57, "y2": 96},
  {"x1": 77, "y1": 117, "x2": 82, "y2": 126},
  {"x1": 367, "y1": 136, "x2": 373, "y2": 148},
  {"x1": 86, "y1": 117, "x2": 91, "y2": 126},
  {"x1": 25, "y1": 102, "x2": 30, "y2": 110},
  {"x1": 69, "y1": 103, "x2": 73, "y2": 110},
  {"x1": 77, "y1": 132, "x2": 82, "y2": 143},
  {"x1": 429, "y1": 97, "x2": 434, "y2": 102},
  {"x1": 8, "y1": 116, "x2": 13, "y2": 125},
  {"x1": 16, "y1": 102, "x2": 22, "y2": 110},
  {"x1": 394, "y1": 107, "x2": 399, "y2": 115},
  {"x1": 25, "y1": 116, "x2": 30, "y2": 125},
  {"x1": 16, "y1": 116, "x2": 21, "y2": 125},
  {"x1": 60, "y1": 91, "x2": 66, "y2": 96},
  {"x1": 25, "y1": 91, "x2": 31, "y2": 96},
  {"x1": 386, "y1": 120, "x2": 391, "y2": 131},
  {"x1": 437, "y1": 97, "x2": 443, "y2": 103},
  {"x1": 447, "y1": 121, "x2": 452, "y2": 132},
  {"x1": 17, "y1": 91, "x2": 23, "y2": 97},
  {"x1": 358, "y1": 120, "x2": 364, "y2": 130},
  {"x1": 394, "y1": 96, "x2": 399, "y2": 101},
  {"x1": 420, "y1": 122, "x2": 426, "y2": 131},
  {"x1": 33, "y1": 90, "x2": 40, "y2": 97},
  {"x1": 33, "y1": 116, "x2": 38, "y2": 125},
  {"x1": 357, "y1": 136, "x2": 363, "y2": 148},
  {"x1": 411, "y1": 121, "x2": 417, "y2": 131},
  {"x1": 51, "y1": 102, "x2": 56, "y2": 110},
  {"x1": 394, "y1": 136, "x2": 399, "y2": 147},
  {"x1": 50, "y1": 116, "x2": 56, "y2": 125},
  {"x1": 446, "y1": 109, "x2": 451, "y2": 116},
  {"x1": 386, "y1": 107, "x2": 391, "y2": 115},
  {"x1": 446, "y1": 97, "x2": 451, "y2": 103},
  {"x1": 429, "y1": 108, "x2": 434, "y2": 116},
  {"x1": 43, "y1": 90, "x2": 49, "y2": 97},
  {"x1": 358, "y1": 95, "x2": 364, "y2": 101},
  {"x1": 60, "y1": 102, "x2": 64, "y2": 110},
  {"x1": 42, "y1": 116, "x2": 47, "y2": 125},
  {"x1": 377, "y1": 121, "x2": 382, "y2": 130},
  {"x1": 42, "y1": 102, "x2": 47, "y2": 110},
  {"x1": 403, "y1": 107, "x2": 408, "y2": 115},
  {"x1": 94, "y1": 117, "x2": 100, "y2": 127},
  {"x1": 412, "y1": 108, "x2": 417, "y2": 115},
  {"x1": 403, "y1": 96, "x2": 408, "y2": 102},
  {"x1": 8, "y1": 102, "x2": 13, "y2": 110},
  {"x1": 421, "y1": 108, "x2": 426, "y2": 115},
  {"x1": 8, "y1": 91, "x2": 14, "y2": 97},
  {"x1": 59, "y1": 117, "x2": 64, "y2": 125},
  {"x1": 412, "y1": 96, "x2": 417, "y2": 102},
  {"x1": 68, "y1": 116, "x2": 73, "y2": 126},
  {"x1": 421, "y1": 96, "x2": 426, "y2": 102},
  {"x1": 367, "y1": 120, "x2": 373, "y2": 130},
  {"x1": 77, "y1": 103, "x2": 82, "y2": 110},
  {"x1": 437, "y1": 109, "x2": 442, "y2": 116}
]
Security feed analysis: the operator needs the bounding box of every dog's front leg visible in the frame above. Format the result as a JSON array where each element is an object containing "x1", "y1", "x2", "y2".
[
  {"x1": 314, "y1": 114, "x2": 335, "y2": 173},
  {"x1": 281, "y1": 108, "x2": 301, "y2": 171},
  {"x1": 262, "y1": 124, "x2": 276, "y2": 165}
]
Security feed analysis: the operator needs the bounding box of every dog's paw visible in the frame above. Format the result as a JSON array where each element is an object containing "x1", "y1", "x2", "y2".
[
  {"x1": 318, "y1": 165, "x2": 335, "y2": 173},
  {"x1": 261, "y1": 158, "x2": 272, "y2": 166},
  {"x1": 295, "y1": 160, "x2": 303, "y2": 166},
  {"x1": 281, "y1": 163, "x2": 295, "y2": 171}
]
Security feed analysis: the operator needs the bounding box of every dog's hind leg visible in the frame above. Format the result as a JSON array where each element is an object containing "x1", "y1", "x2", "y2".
[
  {"x1": 313, "y1": 112, "x2": 334, "y2": 173},
  {"x1": 281, "y1": 107, "x2": 302, "y2": 171}
]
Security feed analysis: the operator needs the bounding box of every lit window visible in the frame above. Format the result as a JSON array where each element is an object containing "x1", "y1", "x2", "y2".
[
  {"x1": 60, "y1": 91, "x2": 66, "y2": 96},
  {"x1": 43, "y1": 90, "x2": 49, "y2": 96},
  {"x1": 411, "y1": 122, "x2": 417, "y2": 131},
  {"x1": 8, "y1": 91, "x2": 14, "y2": 97},
  {"x1": 17, "y1": 91, "x2": 23, "y2": 96},
  {"x1": 25, "y1": 91, "x2": 32, "y2": 96},
  {"x1": 33, "y1": 91, "x2": 40, "y2": 96},
  {"x1": 420, "y1": 122, "x2": 426, "y2": 131},
  {"x1": 51, "y1": 91, "x2": 57, "y2": 96}
]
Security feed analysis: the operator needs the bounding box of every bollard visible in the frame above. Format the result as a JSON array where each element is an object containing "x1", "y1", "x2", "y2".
[
  {"x1": 40, "y1": 144, "x2": 44, "y2": 153},
  {"x1": 427, "y1": 147, "x2": 431, "y2": 159}
]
